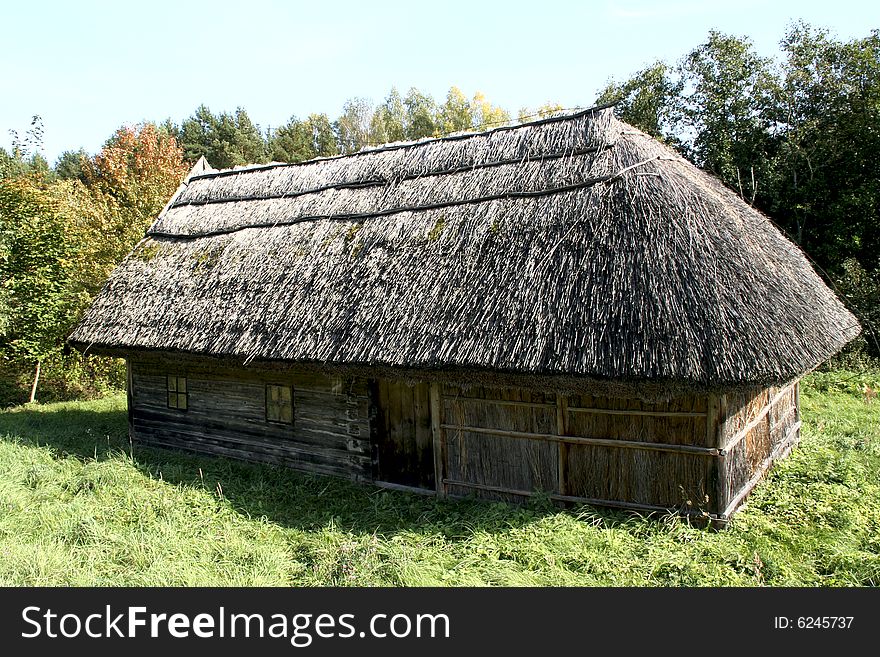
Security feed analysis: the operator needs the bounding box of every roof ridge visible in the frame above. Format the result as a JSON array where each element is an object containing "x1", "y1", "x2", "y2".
[
  {"x1": 185, "y1": 102, "x2": 619, "y2": 183},
  {"x1": 171, "y1": 144, "x2": 608, "y2": 210}
]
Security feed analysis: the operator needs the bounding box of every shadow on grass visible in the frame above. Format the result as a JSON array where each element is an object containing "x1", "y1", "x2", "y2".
[{"x1": 0, "y1": 399, "x2": 645, "y2": 539}]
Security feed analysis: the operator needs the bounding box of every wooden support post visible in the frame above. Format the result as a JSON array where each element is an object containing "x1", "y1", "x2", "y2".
[
  {"x1": 429, "y1": 382, "x2": 446, "y2": 497},
  {"x1": 126, "y1": 359, "x2": 134, "y2": 440},
  {"x1": 706, "y1": 393, "x2": 727, "y2": 515},
  {"x1": 556, "y1": 393, "x2": 568, "y2": 496}
]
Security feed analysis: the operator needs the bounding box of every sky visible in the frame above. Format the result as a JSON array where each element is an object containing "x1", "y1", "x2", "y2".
[{"x1": 2, "y1": 0, "x2": 879, "y2": 164}]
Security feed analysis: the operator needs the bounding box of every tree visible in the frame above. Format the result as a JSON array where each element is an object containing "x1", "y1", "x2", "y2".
[
  {"x1": 770, "y1": 24, "x2": 880, "y2": 270},
  {"x1": 176, "y1": 105, "x2": 269, "y2": 168},
  {"x1": 677, "y1": 31, "x2": 779, "y2": 204},
  {"x1": 269, "y1": 113, "x2": 339, "y2": 162},
  {"x1": 0, "y1": 178, "x2": 78, "y2": 399},
  {"x1": 54, "y1": 149, "x2": 89, "y2": 182},
  {"x1": 472, "y1": 91, "x2": 510, "y2": 130},
  {"x1": 403, "y1": 88, "x2": 437, "y2": 139},
  {"x1": 335, "y1": 98, "x2": 373, "y2": 154},
  {"x1": 437, "y1": 86, "x2": 473, "y2": 135},
  {"x1": 596, "y1": 62, "x2": 682, "y2": 142},
  {"x1": 83, "y1": 122, "x2": 189, "y2": 228},
  {"x1": 517, "y1": 102, "x2": 565, "y2": 123},
  {"x1": 370, "y1": 88, "x2": 407, "y2": 144},
  {"x1": 1, "y1": 115, "x2": 52, "y2": 181}
]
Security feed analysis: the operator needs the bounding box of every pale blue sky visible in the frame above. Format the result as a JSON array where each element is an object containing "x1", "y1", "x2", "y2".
[{"x1": 2, "y1": 0, "x2": 878, "y2": 163}]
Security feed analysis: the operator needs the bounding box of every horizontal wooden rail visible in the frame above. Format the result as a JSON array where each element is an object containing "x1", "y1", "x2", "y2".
[
  {"x1": 441, "y1": 395, "x2": 555, "y2": 409},
  {"x1": 441, "y1": 397, "x2": 706, "y2": 416},
  {"x1": 567, "y1": 407, "x2": 707, "y2": 418},
  {"x1": 373, "y1": 480, "x2": 435, "y2": 496},
  {"x1": 440, "y1": 423, "x2": 720, "y2": 456},
  {"x1": 441, "y1": 479, "x2": 709, "y2": 517}
]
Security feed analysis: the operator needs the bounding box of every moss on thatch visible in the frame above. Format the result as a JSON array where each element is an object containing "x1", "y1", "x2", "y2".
[{"x1": 69, "y1": 106, "x2": 859, "y2": 389}]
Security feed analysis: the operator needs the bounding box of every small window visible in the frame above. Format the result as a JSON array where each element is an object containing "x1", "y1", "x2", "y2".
[
  {"x1": 266, "y1": 384, "x2": 293, "y2": 424},
  {"x1": 167, "y1": 375, "x2": 188, "y2": 410}
]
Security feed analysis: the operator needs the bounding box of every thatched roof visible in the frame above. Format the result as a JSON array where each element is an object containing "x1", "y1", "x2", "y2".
[{"x1": 69, "y1": 106, "x2": 859, "y2": 390}]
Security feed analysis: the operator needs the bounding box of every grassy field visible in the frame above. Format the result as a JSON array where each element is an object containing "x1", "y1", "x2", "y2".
[{"x1": 0, "y1": 371, "x2": 878, "y2": 586}]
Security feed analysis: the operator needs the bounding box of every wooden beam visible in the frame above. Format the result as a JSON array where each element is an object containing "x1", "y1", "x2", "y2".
[
  {"x1": 567, "y1": 406, "x2": 707, "y2": 418},
  {"x1": 429, "y1": 382, "x2": 446, "y2": 497},
  {"x1": 556, "y1": 393, "x2": 569, "y2": 496},
  {"x1": 126, "y1": 359, "x2": 135, "y2": 441},
  {"x1": 440, "y1": 395, "x2": 555, "y2": 409},
  {"x1": 441, "y1": 478, "x2": 710, "y2": 517},
  {"x1": 373, "y1": 480, "x2": 435, "y2": 496},
  {"x1": 440, "y1": 423, "x2": 720, "y2": 456},
  {"x1": 706, "y1": 393, "x2": 727, "y2": 515}
]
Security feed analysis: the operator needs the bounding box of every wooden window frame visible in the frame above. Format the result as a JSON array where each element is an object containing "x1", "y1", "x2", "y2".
[
  {"x1": 167, "y1": 375, "x2": 188, "y2": 410},
  {"x1": 266, "y1": 383, "x2": 294, "y2": 425}
]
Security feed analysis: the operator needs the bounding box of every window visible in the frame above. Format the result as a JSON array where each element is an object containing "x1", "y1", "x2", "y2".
[
  {"x1": 167, "y1": 375, "x2": 188, "y2": 410},
  {"x1": 266, "y1": 384, "x2": 293, "y2": 424}
]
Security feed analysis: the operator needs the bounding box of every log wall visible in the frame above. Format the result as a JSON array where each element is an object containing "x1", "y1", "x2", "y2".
[{"x1": 129, "y1": 358, "x2": 372, "y2": 480}]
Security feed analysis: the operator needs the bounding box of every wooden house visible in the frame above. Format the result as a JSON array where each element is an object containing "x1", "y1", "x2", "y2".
[{"x1": 69, "y1": 106, "x2": 859, "y2": 522}]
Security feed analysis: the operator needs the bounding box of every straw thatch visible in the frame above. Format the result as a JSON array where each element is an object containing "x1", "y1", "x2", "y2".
[{"x1": 69, "y1": 106, "x2": 859, "y2": 390}]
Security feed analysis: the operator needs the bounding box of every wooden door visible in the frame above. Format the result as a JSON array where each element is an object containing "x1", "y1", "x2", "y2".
[{"x1": 372, "y1": 379, "x2": 435, "y2": 490}]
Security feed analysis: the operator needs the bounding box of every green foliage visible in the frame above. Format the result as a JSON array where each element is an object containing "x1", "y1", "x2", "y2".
[
  {"x1": 1, "y1": 122, "x2": 187, "y2": 402},
  {"x1": 437, "y1": 86, "x2": 474, "y2": 134},
  {"x1": 0, "y1": 178, "x2": 78, "y2": 364},
  {"x1": 596, "y1": 61, "x2": 682, "y2": 143},
  {"x1": 679, "y1": 30, "x2": 779, "y2": 202},
  {"x1": 402, "y1": 88, "x2": 438, "y2": 139},
  {"x1": 269, "y1": 114, "x2": 338, "y2": 163},
  {"x1": 831, "y1": 259, "x2": 880, "y2": 362},
  {"x1": 769, "y1": 25, "x2": 880, "y2": 273},
  {"x1": 1, "y1": 116, "x2": 53, "y2": 182},
  {"x1": 0, "y1": 371, "x2": 877, "y2": 585},
  {"x1": 335, "y1": 97, "x2": 373, "y2": 154},
  {"x1": 176, "y1": 105, "x2": 269, "y2": 168},
  {"x1": 370, "y1": 87, "x2": 407, "y2": 144},
  {"x1": 53, "y1": 149, "x2": 89, "y2": 183}
]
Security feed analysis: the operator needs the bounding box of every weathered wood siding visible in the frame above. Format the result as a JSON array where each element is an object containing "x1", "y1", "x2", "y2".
[
  {"x1": 126, "y1": 355, "x2": 799, "y2": 520},
  {"x1": 129, "y1": 359, "x2": 372, "y2": 480},
  {"x1": 441, "y1": 386, "x2": 558, "y2": 502},
  {"x1": 562, "y1": 393, "x2": 712, "y2": 509},
  {"x1": 435, "y1": 384, "x2": 720, "y2": 514},
  {"x1": 717, "y1": 381, "x2": 800, "y2": 517}
]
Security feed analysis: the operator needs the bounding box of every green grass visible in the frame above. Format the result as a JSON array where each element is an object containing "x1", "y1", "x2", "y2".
[{"x1": 1, "y1": 371, "x2": 878, "y2": 586}]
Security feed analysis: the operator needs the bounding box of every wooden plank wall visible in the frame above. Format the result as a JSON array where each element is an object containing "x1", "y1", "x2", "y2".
[
  {"x1": 441, "y1": 386, "x2": 558, "y2": 502},
  {"x1": 564, "y1": 393, "x2": 712, "y2": 509},
  {"x1": 129, "y1": 359, "x2": 372, "y2": 480},
  {"x1": 437, "y1": 384, "x2": 720, "y2": 514}
]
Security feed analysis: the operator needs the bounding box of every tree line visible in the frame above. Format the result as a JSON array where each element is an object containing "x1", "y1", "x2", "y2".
[{"x1": 1, "y1": 23, "x2": 878, "y2": 404}]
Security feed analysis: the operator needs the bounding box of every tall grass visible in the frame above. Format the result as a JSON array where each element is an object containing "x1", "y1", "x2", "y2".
[{"x1": 0, "y1": 371, "x2": 877, "y2": 586}]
